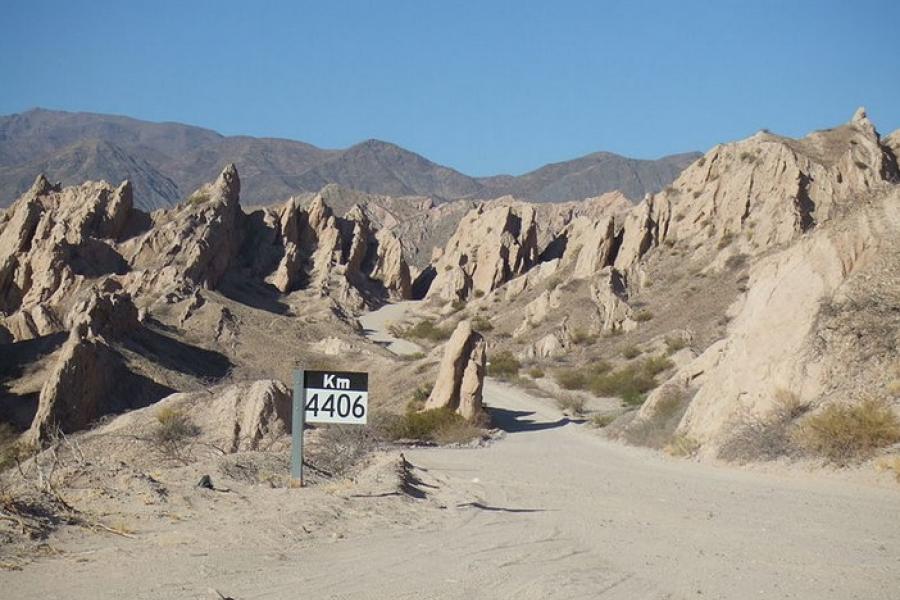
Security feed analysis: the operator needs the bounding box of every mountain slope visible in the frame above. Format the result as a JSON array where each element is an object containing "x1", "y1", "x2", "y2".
[{"x1": 0, "y1": 109, "x2": 697, "y2": 209}]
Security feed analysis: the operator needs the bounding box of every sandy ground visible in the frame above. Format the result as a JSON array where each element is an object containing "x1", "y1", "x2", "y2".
[
  {"x1": 357, "y1": 301, "x2": 424, "y2": 356},
  {"x1": 4, "y1": 304, "x2": 899, "y2": 599}
]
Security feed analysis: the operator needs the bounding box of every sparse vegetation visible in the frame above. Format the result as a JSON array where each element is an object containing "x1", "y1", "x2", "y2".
[
  {"x1": 854, "y1": 160, "x2": 868, "y2": 170},
  {"x1": 622, "y1": 345, "x2": 642, "y2": 360},
  {"x1": 152, "y1": 406, "x2": 200, "y2": 463},
  {"x1": 590, "y1": 356, "x2": 673, "y2": 405},
  {"x1": 634, "y1": 309, "x2": 654, "y2": 322},
  {"x1": 794, "y1": 398, "x2": 900, "y2": 465},
  {"x1": 471, "y1": 316, "x2": 494, "y2": 332},
  {"x1": 665, "y1": 434, "x2": 700, "y2": 457},
  {"x1": 717, "y1": 232, "x2": 734, "y2": 249},
  {"x1": 556, "y1": 393, "x2": 586, "y2": 417},
  {"x1": 718, "y1": 390, "x2": 810, "y2": 463},
  {"x1": 570, "y1": 329, "x2": 596, "y2": 345},
  {"x1": 396, "y1": 319, "x2": 452, "y2": 342},
  {"x1": 664, "y1": 336, "x2": 687, "y2": 355},
  {"x1": 187, "y1": 191, "x2": 210, "y2": 206},
  {"x1": 378, "y1": 407, "x2": 485, "y2": 445},
  {"x1": 451, "y1": 299, "x2": 467, "y2": 312},
  {"x1": 592, "y1": 413, "x2": 617, "y2": 428},
  {"x1": 555, "y1": 360, "x2": 611, "y2": 391},
  {"x1": 488, "y1": 351, "x2": 521, "y2": 378},
  {"x1": 527, "y1": 366, "x2": 545, "y2": 379}
]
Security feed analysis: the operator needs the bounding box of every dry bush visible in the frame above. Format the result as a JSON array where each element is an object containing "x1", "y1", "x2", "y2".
[
  {"x1": 718, "y1": 390, "x2": 810, "y2": 464},
  {"x1": 875, "y1": 456, "x2": 900, "y2": 482},
  {"x1": 794, "y1": 398, "x2": 900, "y2": 465},
  {"x1": 590, "y1": 356, "x2": 673, "y2": 405},
  {"x1": 431, "y1": 418, "x2": 486, "y2": 445},
  {"x1": 471, "y1": 316, "x2": 493, "y2": 332},
  {"x1": 664, "y1": 336, "x2": 687, "y2": 354},
  {"x1": 527, "y1": 366, "x2": 545, "y2": 379},
  {"x1": 556, "y1": 393, "x2": 586, "y2": 417},
  {"x1": 488, "y1": 351, "x2": 520, "y2": 379},
  {"x1": 622, "y1": 345, "x2": 642, "y2": 359},
  {"x1": 310, "y1": 425, "x2": 381, "y2": 477},
  {"x1": 665, "y1": 434, "x2": 701, "y2": 457},
  {"x1": 399, "y1": 319, "x2": 452, "y2": 342},
  {"x1": 570, "y1": 329, "x2": 597, "y2": 346},
  {"x1": 591, "y1": 413, "x2": 617, "y2": 428},
  {"x1": 151, "y1": 407, "x2": 200, "y2": 463},
  {"x1": 634, "y1": 309, "x2": 654, "y2": 322},
  {"x1": 620, "y1": 384, "x2": 691, "y2": 449},
  {"x1": 555, "y1": 360, "x2": 611, "y2": 391}
]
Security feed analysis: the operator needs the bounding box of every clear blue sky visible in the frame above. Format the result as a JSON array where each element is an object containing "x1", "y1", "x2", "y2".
[{"x1": 2, "y1": 0, "x2": 898, "y2": 176}]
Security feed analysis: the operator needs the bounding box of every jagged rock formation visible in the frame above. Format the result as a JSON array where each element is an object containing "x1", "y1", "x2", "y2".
[
  {"x1": 425, "y1": 204, "x2": 539, "y2": 302},
  {"x1": 590, "y1": 267, "x2": 636, "y2": 332},
  {"x1": 24, "y1": 286, "x2": 147, "y2": 443},
  {"x1": 129, "y1": 164, "x2": 243, "y2": 295},
  {"x1": 0, "y1": 174, "x2": 133, "y2": 340},
  {"x1": 270, "y1": 195, "x2": 412, "y2": 306},
  {"x1": 425, "y1": 321, "x2": 486, "y2": 419}
]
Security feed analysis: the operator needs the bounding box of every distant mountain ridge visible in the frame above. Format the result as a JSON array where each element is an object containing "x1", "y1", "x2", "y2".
[{"x1": 0, "y1": 108, "x2": 700, "y2": 210}]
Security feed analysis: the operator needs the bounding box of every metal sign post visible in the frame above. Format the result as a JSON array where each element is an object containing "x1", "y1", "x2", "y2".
[
  {"x1": 291, "y1": 369, "x2": 369, "y2": 488},
  {"x1": 291, "y1": 369, "x2": 306, "y2": 486}
]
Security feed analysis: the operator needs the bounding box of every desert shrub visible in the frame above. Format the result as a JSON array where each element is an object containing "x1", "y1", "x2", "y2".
[
  {"x1": 718, "y1": 390, "x2": 810, "y2": 463},
  {"x1": 854, "y1": 160, "x2": 868, "y2": 170},
  {"x1": 876, "y1": 456, "x2": 900, "y2": 482},
  {"x1": 402, "y1": 319, "x2": 451, "y2": 342},
  {"x1": 451, "y1": 299, "x2": 466, "y2": 312},
  {"x1": 692, "y1": 191, "x2": 701, "y2": 199},
  {"x1": 570, "y1": 329, "x2": 596, "y2": 345},
  {"x1": 488, "y1": 351, "x2": 521, "y2": 379},
  {"x1": 398, "y1": 351, "x2": 426, "y2": 362},
  {"x1": 473, "y1": 290, "x2": 485, "y2": 298},
  {"x1": 592, "y1": 413, "x2": 617, "y2": 428},
  {"x1": 556, "y1": 393, "x2": 586, "y2": 417},
  {"x1": 471, "y1": 316, "x2": 493, "y2": 332},
  {"x1": 527, "y1": 367, "x2": 544, "y2": 379},
  {"x1": 380, "y1": 407, "x2": 484, "y2": 444},
  {"x1": 590, "y1": 356, "x2": 673, "y2": 405},
  {"x1": 634, "y1": 309, "x2": 653, "y2": 322},
  {"x1": 406, "y1": 385, "x2": 433, "y2": 413},
  {"x1": 794, "y1": 398, "x2": 900, "y2": 464},
  {"x1": 152, "y1": 407, "x2": 200, "y2": 462},
  {"x1": 664, "y1": 336, "x2": 687, "y2": 355},
  {"x1": 187, "y1": 191, "x2": 210, "y2": 206},
  {"x1": 717, "y1": 232, "x2": 734, "y2": 249},
  {"x1": 311, "y1": 425, "x2": 380, "y2": 476},
  {"x1": 617, "y1": 384, "x2": 691, "y2": 449},
  {"x1": 724, "y1": 253, "x2": 748, "y2": 270},
  {"x1": 665, "y1": 434, "x2": 701, "y2": 457},
  {"x1": 622, "y1": 345, "x2": 642, "y2": 360},
  {"x1": 696, "y1": 156, "x2": 706, "y2": 167},
  {"x1": 554, "y1": 360, "x2": 611, "y2": 391}
]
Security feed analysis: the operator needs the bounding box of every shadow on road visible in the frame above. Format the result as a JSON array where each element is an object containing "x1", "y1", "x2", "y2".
[
  {"x1": 457, "y1": 502, "x2": 546, "y2": 513},
  {"x1": 487, "y1": 406, "x2": 571, "y2": 433}
]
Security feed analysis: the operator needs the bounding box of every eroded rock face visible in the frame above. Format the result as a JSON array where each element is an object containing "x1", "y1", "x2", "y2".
[
  {"x1": 0, "y1": 175, "x2": 134, "y2": 340},
  {"x1": 590, "y1": 267, "x2": 636, "y2": 332},
  {"x1": 425, "y1": 320, "x2": 487, "y2": 419},
  {"x1": 25, "y1": 325, "x2": 129, "y2": 443},
  {"x1": 270, "y1": 196, "x2": 412, "y2": 305},
  {"x1": 628, "y1": 187, "x2": 900, "y2": 453},
  {"x1": 425, "y1": 204, "x2": 539, "y2": 302},
  {"x1": 129, "y1": 164, "x2": 243, "y2": 292},
  {"x1": 65, "y1": 281, "x2": 140, "y2": 339}
]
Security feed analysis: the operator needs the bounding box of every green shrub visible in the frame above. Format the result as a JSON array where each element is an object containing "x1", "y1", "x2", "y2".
[
  {"x1": 590, "y1": 356, "x2": 673, "y2": 405},
  {"x1": 527, "y1": 367, "x2": 545, "y2": 379},
  {"x1": 473, "y1": 290, "x2": 485, "y2": 298},
  {"x1": 489, "y1": 351, "x2": 520, "y2": 378},
  {"x1": 554, "y1": 360, "x2": 612, "y2": 391},
  {"x1": 794, "y1": 398, "x2": 900, "y2": 464},
  {"x1": 380, "y1": 407, "x2": 484, "y2": 444},
  {"x1": 401, "y1": 319, "x2": 451, "y2": 342}
]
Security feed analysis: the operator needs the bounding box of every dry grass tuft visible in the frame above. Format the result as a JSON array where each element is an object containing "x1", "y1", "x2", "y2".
[
  {"x1": 794, "y1": 398, "x2": 900, "y2": 465},
  {"x1": 556, "y1": 393, "x2": 586, "y2": 417},
  {"x1": 718, "y1": 390, "x2": 810, "y2": 464}
]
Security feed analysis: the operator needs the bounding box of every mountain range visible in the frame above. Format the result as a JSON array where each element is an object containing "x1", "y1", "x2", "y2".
[{"x1": 0, "y1": 108, "x2": 699, "y2": 210}]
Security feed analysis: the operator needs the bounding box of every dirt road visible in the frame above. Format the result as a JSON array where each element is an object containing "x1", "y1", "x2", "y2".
[{"x1": 5, "y1": 305, "x2": 899, "y2": 599}]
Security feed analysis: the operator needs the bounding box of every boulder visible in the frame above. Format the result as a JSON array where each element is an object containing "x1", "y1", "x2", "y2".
[{"x1": 425, "y1": 320, "x2": 487, "y2": 419}]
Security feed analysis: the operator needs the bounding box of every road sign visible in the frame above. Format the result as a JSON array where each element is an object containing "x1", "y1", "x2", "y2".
[
  {"x1": 291, "y1": 369, "x2": 369, "y2": 486},
  {"x1": 303, "y1": 370, "x2": 368, "y2": 425}
]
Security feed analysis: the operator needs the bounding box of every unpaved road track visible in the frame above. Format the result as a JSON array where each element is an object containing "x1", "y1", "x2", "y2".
[{"x1": 5, "y1": 305, "x2": 899, "y2": 599}]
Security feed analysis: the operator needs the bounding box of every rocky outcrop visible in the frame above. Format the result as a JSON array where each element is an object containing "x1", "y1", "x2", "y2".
[
  {"x1": 65, "y1": 281, "x2": 140, "y2": 339},
  {"x1": 270, "y1": 196, "x2": 412, "y2": 306},
  {"x1": 425, "y1": 204, "x2": 539, "y2": 302},
  {"x1": 590, "y1": 267, "x2": 636, "y2": 332},
  {"x1": 0, "y1": 174, "x2": 134, "y2": 340},
  {"x1": 129, "y1": 164, "x2": 243, "y2": 293},
  {"x1": 425, "y1": 320, "x2": 487, "y2": 419},
  {"x1": 628, "y1": 187, "x2": 900, "y2": 454}
]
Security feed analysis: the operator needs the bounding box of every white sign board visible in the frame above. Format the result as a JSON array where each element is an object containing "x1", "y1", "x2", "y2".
[{"x1": 302, "y1": 370, "x2": 368, "y2": 424}]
